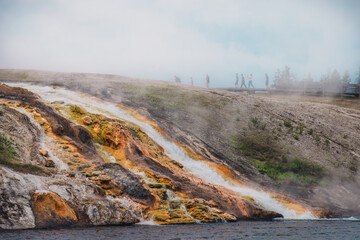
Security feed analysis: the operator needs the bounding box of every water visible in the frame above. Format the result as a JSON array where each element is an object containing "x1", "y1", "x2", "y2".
[
  {"x1": 13, "y1": 106, "x2": 69, "y2": 170},
  {"x1": 7, "y1": 83, "x2": 313, "y2": 218},
  {"x1": 1, "y1": 220, "x2": 359, "y2": 240}
]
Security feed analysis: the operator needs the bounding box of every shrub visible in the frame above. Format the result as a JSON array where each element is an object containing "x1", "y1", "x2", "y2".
[
  {"x1": 308, "y1": 128, "x2": 313, "y2": 135},
  {"x1": 251, "y1": 117, "x2": 259, "y2": 126},
  {"x1": 289, "y1": 158, "x2": 308, "y2": 174},
  {"x1": 283, "y1": 120, "x2": 292, "y2": 128},
  {"x1": 298, "y1": 125, "x2": 304, "y2": 134},
  {"x1": 349, "y1": 166, "x2": 357, "y2": 172},
  {"x1": 294, "y1": 134, "x2": 299, "y2": 140}
]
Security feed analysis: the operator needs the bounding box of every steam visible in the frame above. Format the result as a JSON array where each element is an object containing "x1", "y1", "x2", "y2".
[{"x1": 0, "y1": 0, "x2": 359, "y2": 87}]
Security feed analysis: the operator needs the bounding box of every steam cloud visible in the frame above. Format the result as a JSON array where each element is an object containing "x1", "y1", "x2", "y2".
[{"x1": 0, "y1": 0, "x2": 359, "y2": 87}]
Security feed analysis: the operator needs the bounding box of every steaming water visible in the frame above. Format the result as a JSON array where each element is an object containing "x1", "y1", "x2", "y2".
[
  {"x1": 8, "y1": 83, "x2": 314, "y2": 219},
  {"x1": 2, "y1": 220, "x2": 359, "y2": 240}
]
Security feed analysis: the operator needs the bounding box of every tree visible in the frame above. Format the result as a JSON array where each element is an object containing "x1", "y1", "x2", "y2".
[
  {"x1": 330, "y1": 69, "x2": 341, "y2": 84},
  {"x1": 341, "y1": 70, "x2": 350, "y2": 85},
  {"x1": 273, "y1": 66, "x2": 294, "y2": 89},
  {"x1": 273, "y1": 69, "x2": 281, "y2": 88}
]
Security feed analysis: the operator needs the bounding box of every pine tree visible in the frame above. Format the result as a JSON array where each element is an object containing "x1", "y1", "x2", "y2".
[
  {"x1": 274, "y1": 66, "x2": 294, "y2": 89},
  {"x1": 341, "y1": 70, "x2": 350, "y2": 84}
]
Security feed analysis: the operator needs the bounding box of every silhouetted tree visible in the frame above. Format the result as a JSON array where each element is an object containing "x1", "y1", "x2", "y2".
[
  {"x1": 330, "y1": 69, "x2": 341, "y2": 84},
  {"x1": 341, "y1": 70, "x2": 350, "y2": 84},
  {"x1": 273, "y1": 66, "x2": 295, "y2": 89}
]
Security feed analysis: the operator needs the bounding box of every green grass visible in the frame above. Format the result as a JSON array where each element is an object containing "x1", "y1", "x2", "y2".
[
  {"x1": 231, "y1": 132, "x2": 323, "y2": 186},
  {"x1": 0, "y1": 133, "x2": 48, "y2": 175},
  {"x1": 252, "y1": 157, "x2": 323, "y2": 186}
]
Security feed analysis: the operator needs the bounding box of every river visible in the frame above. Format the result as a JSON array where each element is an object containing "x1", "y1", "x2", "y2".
[{"x1": 1, "y1": 219, "x2": 359, "y2": 240}]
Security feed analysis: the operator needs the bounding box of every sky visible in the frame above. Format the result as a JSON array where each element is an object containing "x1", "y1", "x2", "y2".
[{"x1": 0, "y1": 0, "x2": 359, "y2": 87}]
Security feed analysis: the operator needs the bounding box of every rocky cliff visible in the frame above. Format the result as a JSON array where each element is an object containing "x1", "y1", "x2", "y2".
[{"x1": 0, "y1": 69, "x2": 359, "y2": 229}]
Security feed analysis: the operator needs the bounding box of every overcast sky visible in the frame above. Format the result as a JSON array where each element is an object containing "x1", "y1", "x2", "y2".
[{"x1": 0, "y1": 0, "x2": 359, "y2": 87}]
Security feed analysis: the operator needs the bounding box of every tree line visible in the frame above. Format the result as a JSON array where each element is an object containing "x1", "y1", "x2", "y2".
[{"x1": 273, "y1": 66, "x2": 360, "y2": 90}]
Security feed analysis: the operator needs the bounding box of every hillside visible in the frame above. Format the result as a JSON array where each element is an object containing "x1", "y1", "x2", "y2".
[{"x1": 0, "y1": 69, "x2": 359, "y2": 228}]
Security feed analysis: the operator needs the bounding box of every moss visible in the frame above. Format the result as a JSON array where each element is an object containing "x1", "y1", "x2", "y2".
[
  {"x1": 126, "y1": 126, "x2": 141, "y2": 140},
  {"x1": 242, "y1": 196, "x2": 256, "y2": 203},
  {"x1": 0, "y1": 134, "x2": 49, "y2": 176},
  {"x1": 69, "y1": 105, "x2": 86, "y2": 115}
]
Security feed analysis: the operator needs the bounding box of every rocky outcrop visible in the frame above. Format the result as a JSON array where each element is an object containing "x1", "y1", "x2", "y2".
[
  {"x1": 0, "y1": 169, "x2": 36, "y2": 229},
  {"x1": 0, "y1": 83, "x2": 102, "y2": 164},
  {"x1": 30, "y1": 191, "x2": 78, "y2": 228}
]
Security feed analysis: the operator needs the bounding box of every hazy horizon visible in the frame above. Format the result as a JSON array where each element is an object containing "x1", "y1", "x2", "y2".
[{"x1": 1, "y1": 0, "x2": 359, "y2": 88}]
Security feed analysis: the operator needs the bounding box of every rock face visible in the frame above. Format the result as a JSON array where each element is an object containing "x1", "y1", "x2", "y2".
[
  {"x1": 0, "y1": 169, "x2": 36, "y2": 229},
  {"x1": 31, "y1": 191, "x2": 78, "y2": 228}
]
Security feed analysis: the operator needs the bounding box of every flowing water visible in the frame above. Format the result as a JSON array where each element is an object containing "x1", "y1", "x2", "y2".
[
  {"x1": 13, "y1": 106, "x2": 69, "y2": 170},
  {"x1": 8, "y1": 83, "x2": 314, "y2": 219},
  {"x1": 1, "y1": 219, "x2": 359, "y2": 240}
]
